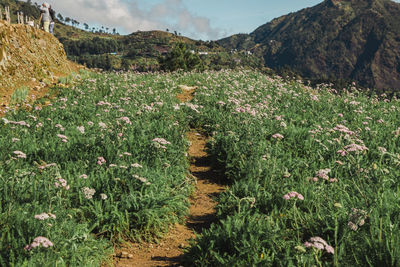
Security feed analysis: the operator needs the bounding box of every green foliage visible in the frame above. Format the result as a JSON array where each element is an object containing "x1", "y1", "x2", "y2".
[
  {"x1": 180, "y1": 70, "x2": 400, "y2": 266},
  {"x1": 10, "y1": 86, "x2": 29, "y2": 106},
  {"x1": 0, "y1": 71, "x2": 194, "y2": 265},
  {"x1": 62, "y1": 37, "x2": 120, "y2": 56},
  {"x1": 160, "y1": 43, "x2": 200, "y2": 72},
  {"x1": 3, "y1": 65, "x2": 400, "y2": 266}
]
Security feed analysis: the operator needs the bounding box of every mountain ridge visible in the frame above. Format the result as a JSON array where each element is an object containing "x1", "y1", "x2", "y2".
[{"x1": 218, "y1": 0, "x2": 400, "y2": 91}]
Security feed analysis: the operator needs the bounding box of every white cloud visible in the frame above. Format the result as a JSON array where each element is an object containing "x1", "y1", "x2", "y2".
[{"x1": 36, "y1": 0, "x2": 223, "y2": 40}]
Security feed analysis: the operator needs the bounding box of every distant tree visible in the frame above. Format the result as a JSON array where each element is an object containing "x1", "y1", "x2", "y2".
[
  {"x1": 57, "y1": 13, "x2": 63, "y2": 22},
  {"x1": 84, "y1": 23, "x2": 89, "y2": 30},
  {"x1": 112, "y1": 28, "x2": 116, "y2": 34},
  {"x1": 65, "y1": 17, "x2": 71, "y2": 24},
  {"x1": 160, "y1": 43, "x2": 200, "y2": 71},
  {"x1": 174, "y1": 31, "x2": 177, "y2": 36},
  {"x1": 166, "y1": 29, "x2": 169, "y2": 32}
]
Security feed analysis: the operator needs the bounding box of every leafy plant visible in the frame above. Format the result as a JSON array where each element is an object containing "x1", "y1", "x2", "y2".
[{"x1": 10, "y1": 86, "x2": 29, "y2": 105}]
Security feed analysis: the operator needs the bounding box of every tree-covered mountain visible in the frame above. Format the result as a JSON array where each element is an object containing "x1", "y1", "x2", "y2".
[
  {"x1": 1, "y1": 0, "x2": 262, "y2": 71},
  {"x1": 218, "y1": 0, "x2": 400, "y2": 91}
]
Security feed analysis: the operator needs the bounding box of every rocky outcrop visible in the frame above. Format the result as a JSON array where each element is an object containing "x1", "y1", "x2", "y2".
[{"x1": 0, "y1": 21, "x2": 75, "y2": 95}]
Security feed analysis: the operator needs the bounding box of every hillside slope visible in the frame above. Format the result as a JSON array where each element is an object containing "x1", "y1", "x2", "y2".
[
  {"x1": 219, "y1": 0, "x2": 400, "y2": 91},
  {"x1": 0, "y1": 21, "x2": 78, "y2": 105}
]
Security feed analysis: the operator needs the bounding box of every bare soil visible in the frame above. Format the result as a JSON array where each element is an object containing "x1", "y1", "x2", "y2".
[{"x1": 113, "y1": 88, "x2": 225, "y2": 267}]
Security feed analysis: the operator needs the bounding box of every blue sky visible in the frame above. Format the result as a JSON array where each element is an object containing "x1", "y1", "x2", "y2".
[{"x1": 40, "y1": 0, "x2": 400, "y2": 40}]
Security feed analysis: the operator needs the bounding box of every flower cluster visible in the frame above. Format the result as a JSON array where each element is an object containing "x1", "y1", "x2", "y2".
[
  {"x1": 304, "y1": 236, "x2": 334, "y2": 254},
  {"x1": 82, "y1": 187, "x2": 96, "y2": 199},
  {"x1": 337, "y1": 143, "x2": 368, "y2": 156},
  {"x1": 57, "y1": 134, "x2": 68, "y2": 143},
  {"x1": 312, "y1": 168, "x2": 337, "y2": 183},
  {"x1": 13, "y1": 150, "x2": 27, "y2": 159},
  {"x1": 38, "y1": 162, "x2": 57, "y2": 170},
  {"x1": 152, "y1": 138, "x2": 171, "y2": 150},
  {"x1": 24, "y1": 236, "x2": 54, "y2": 251},
  {"x1": 118, "y1": 117, "x2": 132, "y2": 125},
  {"x1": 348, "y1": 208, "x2": 367, "y2": 231},
  {"x1": 272, "y1": 133, "x2": 284, "y2": 140},
  {"x1": 133, "y1": 174, "x2": 151, "y2": 185},
  {"x1": 34, "y1": 212, "x2": 56, "y2": 220},
  {"x1": 283, "y1": 191, "x2": 304, "y2": 200},
  {"x1": 54, "y1": 178, "x2": 70, "y2": 190},
  {"x1": 77, "y1": 126, "x2": 85, "y2": 134},
  {"x1": 131, "y1": 163, "x2": 143, "y2": 168},
  {"x1": 333, "y1": 124, "x2": 354, "y2": 135},
  {"x1": 97, "y1": 157, "x2": 106, "y2": 165},
  {"x1": 2, "y1": 118, "x2": 31, "y2": 127}
]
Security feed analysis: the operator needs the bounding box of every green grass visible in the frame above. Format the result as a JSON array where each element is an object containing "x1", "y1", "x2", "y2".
[
  {"x1": 10, "y1": 86, "x2": 29, "y2": 106},
  {"x1": 181, "y1": 70, "x2": 400, "y2": 266},
  {"x1": 1, "y1": 69, "x2": 399, "y2": 266},
  {"x1": 0, "y1": 71, "x2": 194, "y2": 266}
]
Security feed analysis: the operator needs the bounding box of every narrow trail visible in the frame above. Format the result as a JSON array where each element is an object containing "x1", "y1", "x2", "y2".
[{"x1": 113, "y1": 87, "x2": 225, "y2": 267}]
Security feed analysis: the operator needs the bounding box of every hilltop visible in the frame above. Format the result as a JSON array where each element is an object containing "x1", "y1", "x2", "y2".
[
  {"x1": 218, "y1": 0, "x2": 400, "y2": 91},
  {"x1": 0, "y1": 0, "x2": 262, "y2": 71}
]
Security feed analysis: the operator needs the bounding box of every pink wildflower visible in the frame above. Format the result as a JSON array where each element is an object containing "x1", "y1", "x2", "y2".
[
  {"x1": 77, "y1": 126, "x2": 85, "y2": 134},
  {"x1": 34, "y1": 213, "x2": 56, "y2": 220},
  {"x1": 82, "y1": 187, "x2": 96, "y2": 199},
  {"x1": 316, "y1": 168, "x2": 331, "y2": 180},
  {"x1": 57, "y1": 134, "x2": 68, "y2": 141},
  {"x1": 24, "y1": 236, "x2": 54, "y2": 251},
  {"x1": 283, "y1": 191, "x2": 304, "y2": 200},
  {"x1": 333, "y1": 124, "x2": 354, "y2": 135},
  {"x1": 119, "y1": 117, "x2": 132, "y2": 124},
  {"x1": 97, "y1": 157, "x2": 106, "y2": 165},
  {"x1": 304, "y1": 236, "x2": 334, "y2": 254},
  {"x1": 272, "y1": 133, "x2": 284, "y2": 139},
  {"x1": 152, "y1": 138, "x2": 171, "y2": 145},
  {"x1": 54, "y1": 178, "x2": 70, "y2": 190},
  {"x1": 13, "y1": 151, "x2": 26, "y2": 159}
]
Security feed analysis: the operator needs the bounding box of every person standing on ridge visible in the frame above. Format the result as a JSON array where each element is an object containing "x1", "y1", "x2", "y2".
[
  {"x1": 49, "y1": 5, "x2": 55, "y2": 34},
  {"x1": 39, "y1": 2, "x2": 51, "y2": 33}
]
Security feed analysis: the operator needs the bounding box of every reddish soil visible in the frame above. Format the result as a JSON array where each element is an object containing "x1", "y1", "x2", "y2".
[{"x1": 113, "y1": 88, "x2": 225, "y2": 267}]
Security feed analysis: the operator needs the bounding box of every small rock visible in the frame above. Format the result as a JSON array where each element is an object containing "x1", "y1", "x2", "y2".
[
  {"x1": 178, "y1": 243, "x2": 186, "y2": 249},
  {"x1": 121, "y1": 251, "x2": 129, "y2": 258},
  {"x1": 128, "y1": 254, "x2": 133, "y2": 259},
  {"x1": 31, "y1": 78, "x2": 36, "y2": 82}
]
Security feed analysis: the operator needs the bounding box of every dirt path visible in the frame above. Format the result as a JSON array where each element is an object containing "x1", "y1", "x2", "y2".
[{"x1": 113, "y1": 87, "x2": 225, "y2": 267}]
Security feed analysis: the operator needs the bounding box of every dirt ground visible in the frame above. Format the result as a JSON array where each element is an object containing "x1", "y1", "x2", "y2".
[{"x1": 113, "y1": 87, "x2": 226, "y2": 267}]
